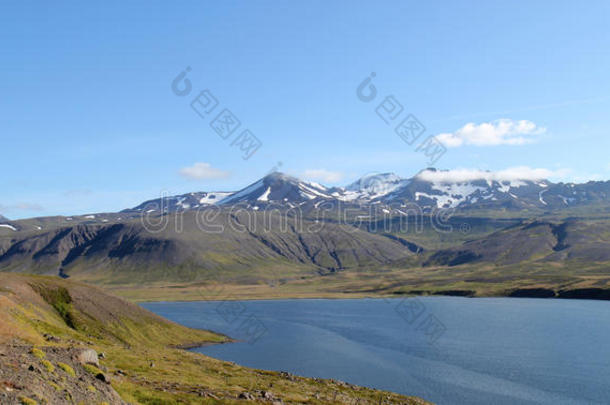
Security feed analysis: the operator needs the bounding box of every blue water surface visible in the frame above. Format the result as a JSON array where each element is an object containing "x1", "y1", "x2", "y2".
[{"x1": 142, "y1": 297, "x2": 610, "y2": 405}]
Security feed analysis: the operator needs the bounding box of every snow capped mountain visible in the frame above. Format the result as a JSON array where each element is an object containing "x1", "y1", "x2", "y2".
[
  {"x1": 381, "y1": 168, "x2": 608, "y2": 210},
  {"x1": 220, "y1": 172, "x2": 334, "y2": 207},
  {"x1": 125, "y1": 191, "x2": 232, "y2": 213},
  {"x1": 381, "y1": 168, "x2": 550, "y2": 209},
  {"x1": 124, "y1": 169, "x2": 610, "y2": 214},
  {"x1": 340, "y1": 173, "x2": 410, "y2": 201}
]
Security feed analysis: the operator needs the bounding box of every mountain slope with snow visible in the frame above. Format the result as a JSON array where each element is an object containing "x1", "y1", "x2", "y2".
[
  {"x1": 120, "y1": 169, "x2": 610, "y2": 215},
  {"x1": 338, "y1": 172, "x2": 410, "y2": 201},
  {"x1": 377, "y1": 168, "x2": 610, "y2": 210},
  {"x1": 219, "y1": 172, "x2": 335, "y2": 207},
  {"x1": 124, "y1": 191, "x2": 233, "y2": 213}
]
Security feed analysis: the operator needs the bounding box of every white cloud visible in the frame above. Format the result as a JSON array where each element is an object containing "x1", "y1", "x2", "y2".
[
  {"x1": 179, "y1": 162, "x2": 230, "y2": 180},
  {"x1": 416, "y1": 167, "x2": 568, "y2": 183},
  {"x1": 303, "y1": 169, "x2": 344, "y2": 183},
  {"x1": 435, "y1": 119, "x2": 545, "y2": 147}
]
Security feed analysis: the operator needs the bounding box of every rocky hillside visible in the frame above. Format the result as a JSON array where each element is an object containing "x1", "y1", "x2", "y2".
[
  {"x1": 0, "y1": 345, "x2": 125, "y2": 404},
  {"x1": 0, "y1": 274, "x2": 429, "y2": 404}
]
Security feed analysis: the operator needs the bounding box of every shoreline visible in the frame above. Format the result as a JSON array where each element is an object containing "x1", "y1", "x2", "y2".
[
  {"x1": 105, "y1": 273, "x2": 610, "y2": 304},
  {"x1": 136, "y1": 290, "x2": 610, "y2": 304},
  {"x1": 171, "y1": 339, "x2": 235, "y2": 350}
]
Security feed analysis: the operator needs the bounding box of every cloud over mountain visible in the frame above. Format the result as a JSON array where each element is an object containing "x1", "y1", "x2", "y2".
[
  {"x1": 435, "y1": 119, "x2": 545, "y2": 147},
  {"x1": 415, "y1": 167, "x2": 561, "y2": 183}
]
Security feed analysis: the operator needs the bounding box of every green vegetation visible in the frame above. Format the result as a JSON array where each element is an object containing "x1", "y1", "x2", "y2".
[
  {"x1": 48, "y1": 382, "x2": 61, "y2": 391},
  {"x1": 41, "y1": 359, "x2": 55, "y2": 373},
  {"x1": 58, "y1": 362, "x2": 76, "y2": 377},
  {"x1": 2, "y1": 208, "x2": 610, "y2": 303},
  {"x1": 30, "y1": 284, "x2": 78, "y2": 329},
  {"x1": 18, "y1": 397, "x2": 38, "y2": 405},
  {"x1": 83, "y1": 364, "x2": 103, "y2": 375},
  {"x1": 0, "y1": 273, "x2": 428, "y2": 404},
  {"x1": 30, "y1": 347, "x2": 45, "y2": 359}
]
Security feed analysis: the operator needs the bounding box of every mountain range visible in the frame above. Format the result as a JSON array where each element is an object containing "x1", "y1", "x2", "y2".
[
  {"x1": 122, "y1": 169, "x2": 610, "y2": 215},
  {"x1": 1, "y1": 168, "x2": 609, "y2": 299}
]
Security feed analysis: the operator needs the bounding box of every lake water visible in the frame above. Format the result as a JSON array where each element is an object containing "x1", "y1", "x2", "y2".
[{"x1": 142, "y1": 297, "x2": 610, "y2": 404}]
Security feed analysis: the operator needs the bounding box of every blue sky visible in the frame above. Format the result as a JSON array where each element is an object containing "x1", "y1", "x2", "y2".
[{"x1": 1, "y1": 1, "x2": 610, "y2": 219}]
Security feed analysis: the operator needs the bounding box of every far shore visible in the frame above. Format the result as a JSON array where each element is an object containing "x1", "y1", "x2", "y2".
[{"x1": 119, "y1": 284, "x2": 610, "y2": 303}]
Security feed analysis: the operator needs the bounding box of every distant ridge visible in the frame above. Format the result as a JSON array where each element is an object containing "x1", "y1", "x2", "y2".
[{"x1": 123, "y1": 169, "x2": 610, "y2": 213}]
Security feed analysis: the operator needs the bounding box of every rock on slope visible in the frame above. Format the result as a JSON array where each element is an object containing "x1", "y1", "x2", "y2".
[
  {"x1": 0, "y1": 345, "x2": 125, "y2": 404},
  {"x1": 0, "y1": 273, "x2": 225, "y2": 404}
]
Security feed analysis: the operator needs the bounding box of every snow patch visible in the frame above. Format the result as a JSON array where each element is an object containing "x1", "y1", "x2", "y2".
[
  {"x1": 308, "y1": 181, "x2": 327, "y2": 190},
  {"x1": 538, "y1": 189, "x2": 548, "y2": 205},
  {"x1": 199, "y1": 192, "x2": 232, "y2": 205},
  {"x1": 221, "y1": 180, "x2": 264, "y2": 204},
  {"x1": 429, "y1": 182, "x2": 486, "y2": 207},
  {"x1": 299, "y1": 183, "x2": 330, "y2": 199},
  {"x1": 258, "y1": 187, "x2": 272, "y2": 201},
  {"x1": 558, "y1": 194, "x2": 575, "y2": 205}
]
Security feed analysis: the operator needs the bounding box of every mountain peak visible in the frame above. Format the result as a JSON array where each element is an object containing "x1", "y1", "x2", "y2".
[
  {"x1": 346, "y1": 173, "x2": 403, "y2": 189},
  {"x1": 262, "y1": 171, "x2": 299, "y2": 183},
  {"x1": 343, "y1": 172, "x2": 408, "y2": 200},
  {"x1": 220, "y1": 172, "x2": 331, "y2": 206}
]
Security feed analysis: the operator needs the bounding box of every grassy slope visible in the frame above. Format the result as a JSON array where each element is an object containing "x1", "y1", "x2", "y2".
[
  {"x1": 0, "y1": 273, "x2": 429, "y2": 404},
  {"x1": 3, "y1": 210, "x2": 610, "y2": 302},
  {"x1": 111, "y1": 261, "x2": 610, "y2": 302},
  {"x1": 108, "y1": 218, "x2": 610, "y2": 302}
]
